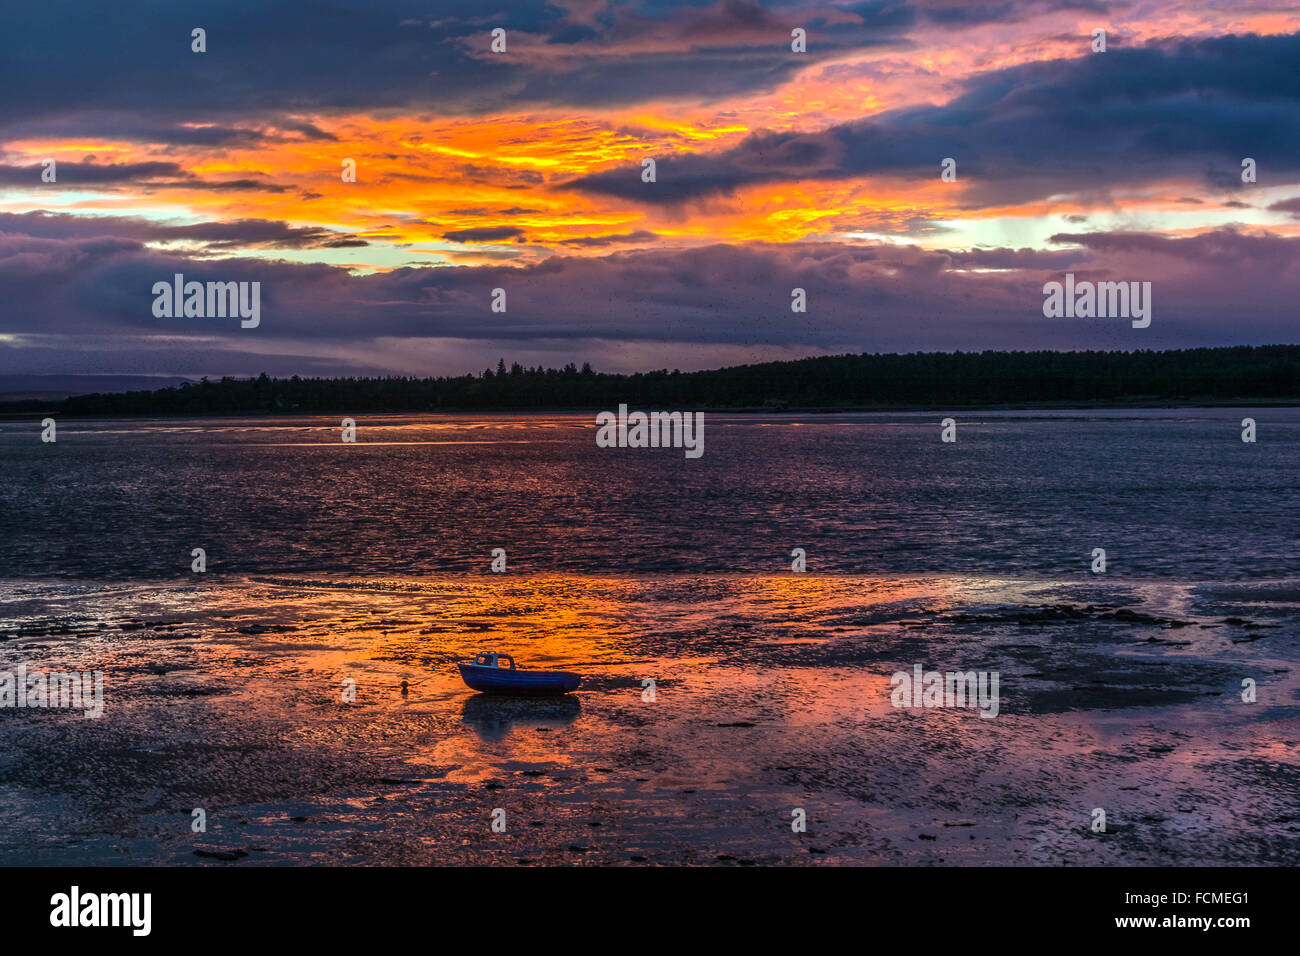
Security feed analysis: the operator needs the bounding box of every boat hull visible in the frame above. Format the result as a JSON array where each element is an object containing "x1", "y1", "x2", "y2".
[{"x1": 457, "y1": 662, "x2": 580, "y2": 695}]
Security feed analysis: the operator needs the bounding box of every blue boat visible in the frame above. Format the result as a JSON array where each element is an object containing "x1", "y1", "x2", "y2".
[{"x1": 457, "y1": 651, "x2": 581, "y2": 695}]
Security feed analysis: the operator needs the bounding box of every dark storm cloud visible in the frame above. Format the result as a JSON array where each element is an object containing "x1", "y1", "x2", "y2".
[
  {"x1": 0, "y1": 162, "x2": 295, "y2": 193},
  {"x1": 568, "y1": 31, "x2": 1300, "y2": 205},
  {"x1": 558, "y1": 230, "x2": 660, "y2": 247},
  {"x1": 141, "y1": 177, "x2": 294, "y2": 194},
  {"x1": 0, "y1": 109, "x2": 343, "y2": 146},
  {"x1": 0, "y1": 211, "x2": 365, "y2": 250},
  {"x1": 1046, "y1": 228, "x2": 1300, "y2": 270},
  {"x1": 0, "y1": 161, "x2": 188, "y2": 184},
  {"x1": 1268, "y1": 197, "x2": 1300, "y2": 218},
  {"x1": 91, "y1": 124, "x2": 268, "y2": 147},
  {"x1": 945, "y1": 246, "x2": 1085, "y2": 270},
  {"x1": 442, "y1": 226, "x2": 527, "y2": 243},
  {"x1": 0, "y1": 0, "x2": 938, "y2": 132},
  {"x1": 3, "y1": 226, "x2": 1297, "y2": 368},
  {"x1": 910, "y1": 0, "x2": 1111, "y2": 25}
]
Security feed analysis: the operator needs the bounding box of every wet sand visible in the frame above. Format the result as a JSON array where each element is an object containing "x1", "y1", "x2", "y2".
[{"x1": 1, "y1": 573, "x2": 1296, "y2": 865}]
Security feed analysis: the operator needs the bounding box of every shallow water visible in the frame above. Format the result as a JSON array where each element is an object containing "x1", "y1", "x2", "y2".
[
  {"x1": 0, "y1": 411, "x2": 1297, "y2": 864},
  {"x1": 2, "y1": 408, "x2": 1298, "y2": 579}
]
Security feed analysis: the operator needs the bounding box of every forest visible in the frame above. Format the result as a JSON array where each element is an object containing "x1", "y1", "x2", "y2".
[{"x1": 14, "y1": 346, "x2": 1300, "y2": 416}]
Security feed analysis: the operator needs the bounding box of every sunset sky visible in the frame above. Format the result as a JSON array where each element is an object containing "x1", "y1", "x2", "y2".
[{"x1": 1, "y1": 0, "x2": 1298, "y2": 383}]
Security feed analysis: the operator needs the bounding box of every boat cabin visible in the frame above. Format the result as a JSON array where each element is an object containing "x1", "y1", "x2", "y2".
[{"x1": 471, "y1": 652, "x2": 515, "y2": 669}]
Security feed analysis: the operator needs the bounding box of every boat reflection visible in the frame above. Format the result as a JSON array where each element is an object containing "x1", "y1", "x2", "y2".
[{"x1": 460, "y1": 693, "x2": 582, "y2": 741}]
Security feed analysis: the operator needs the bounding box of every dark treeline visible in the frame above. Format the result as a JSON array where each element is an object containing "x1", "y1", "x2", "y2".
[{"x1": 28, "y1": 346, "x2": 1300, "y2": 416}]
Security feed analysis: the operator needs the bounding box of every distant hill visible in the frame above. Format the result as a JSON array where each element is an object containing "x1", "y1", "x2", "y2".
[
  {"x1": 8, "y1": 347, "x2": 1300, "y2": 417},
  {"x1": 0, "y1": 374, "x2": 195, "y2": 402}
]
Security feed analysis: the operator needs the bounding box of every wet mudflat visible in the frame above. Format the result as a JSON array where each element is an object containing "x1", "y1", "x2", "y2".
[{"x1": 1, "y1": 573, "x2": 1295, "y2": 865}]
